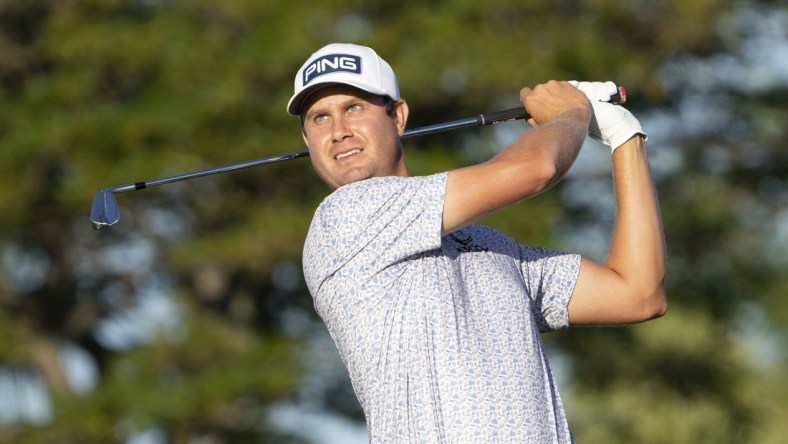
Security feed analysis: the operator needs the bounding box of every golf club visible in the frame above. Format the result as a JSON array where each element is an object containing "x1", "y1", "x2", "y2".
[{"x1": 90, "y1": 86, "x2": 626, "y2": 230}]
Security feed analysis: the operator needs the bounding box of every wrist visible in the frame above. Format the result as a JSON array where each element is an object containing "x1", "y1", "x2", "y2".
[
  {"x1": 587, "y1": 101, "x2": 646, "y2": 152},
  {"x1": 610, "y1": 130, "x2": 647, "y2": 153},
  {"x1": 612, "y1": 134, "x2": 646, "y2": 155},
  {"x1": 562, "y1": 104, "x2": 593, "y2": 128}
]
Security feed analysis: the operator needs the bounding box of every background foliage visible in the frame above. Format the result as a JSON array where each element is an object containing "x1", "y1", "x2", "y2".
[{"x1": 1, "y1": 0, "x2": 785, "y2": 442}]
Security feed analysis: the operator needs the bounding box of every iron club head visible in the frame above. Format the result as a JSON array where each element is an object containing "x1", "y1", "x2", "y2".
[{"x1": 90, "y1": 189, "x2": 120, "y2": 230}]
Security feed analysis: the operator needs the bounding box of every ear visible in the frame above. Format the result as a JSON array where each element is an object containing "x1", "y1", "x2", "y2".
[{"x1": 393, "y1": 99, "x2": 409, "y2": 136}]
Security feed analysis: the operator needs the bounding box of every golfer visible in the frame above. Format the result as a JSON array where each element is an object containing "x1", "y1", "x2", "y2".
[{"x1": 290, "y1": 43, "x2": 666, "y2": 443}]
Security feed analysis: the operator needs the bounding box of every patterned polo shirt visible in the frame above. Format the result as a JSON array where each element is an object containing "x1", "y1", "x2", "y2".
[{"x1": 303, "y1": 172, "x2": 580, "y2": 443}]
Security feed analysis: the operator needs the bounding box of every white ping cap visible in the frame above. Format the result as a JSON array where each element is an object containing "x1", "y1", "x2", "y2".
[{"x1": 287, "y1": 43, "x2": 400, "y2": 116}]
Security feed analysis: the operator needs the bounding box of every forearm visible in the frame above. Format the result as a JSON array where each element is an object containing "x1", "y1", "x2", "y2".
[
  {"x1": 606, "y1": 136, "x2": 667, "y2": 312},
  {"x1": 442, "y1": 82, "x2": 590, "y2": 235},
  {"x1": 494, "y1": 108, "x2": 590, "y2": 186},
  {"x1": 442, "y1": 112, "x2": 588, "y2": 235}
]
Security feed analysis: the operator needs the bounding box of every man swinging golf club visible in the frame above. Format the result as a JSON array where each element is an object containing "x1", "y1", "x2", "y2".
[{"x1": 292, "y1": 43, "x2": 666, "y2": 443}]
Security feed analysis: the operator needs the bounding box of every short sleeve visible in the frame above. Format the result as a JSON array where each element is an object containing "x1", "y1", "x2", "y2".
[
  {"x1": 519, "y1": 246, "x2": 581, "y2": 332},
  {"x1": 303, "y1": 173, "x2": 447, "y2": 299}
]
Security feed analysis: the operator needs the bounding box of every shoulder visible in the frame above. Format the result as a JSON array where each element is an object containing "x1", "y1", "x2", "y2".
[
  {"x1": 315, "y1": 173, "x2": 447, "y2": 222},
  {"x1": 320, "y1": 176, "x2": 407, "y2": 210},
  {"x1": 326, "y1": 173, "x2": 447, "y2": 203},
  {"x1": 303, "y1": 174, "x2": 448, "y2": 295},
  {"x1": 306, "y1": 173, "x2": 447, "y2": 246}
]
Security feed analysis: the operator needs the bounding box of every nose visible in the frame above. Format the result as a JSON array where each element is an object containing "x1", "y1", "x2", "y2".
[{"x1": 330, "y1": 117, "x2": 352, "y2": 142}]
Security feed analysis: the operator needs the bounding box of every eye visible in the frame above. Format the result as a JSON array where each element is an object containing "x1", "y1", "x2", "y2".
[{"x1": 347, "y1": 103, "x2": 362, "y2": 113}]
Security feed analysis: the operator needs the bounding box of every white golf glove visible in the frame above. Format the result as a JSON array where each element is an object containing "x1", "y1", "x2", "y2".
[
  {"x1": 588, "y1": 101, "x2": 646, "y2": 152},
  {"x1": 569, "y1": 80, "x2": 622, "y2": 103},
  {"x1": 570, "y1": 81, "x2": 646, "y2": 152}
]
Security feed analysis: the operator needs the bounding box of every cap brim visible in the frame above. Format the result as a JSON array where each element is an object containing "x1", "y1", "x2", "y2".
[{"x1": 287, "y1": 80, "x2": 392, "y2": 116}]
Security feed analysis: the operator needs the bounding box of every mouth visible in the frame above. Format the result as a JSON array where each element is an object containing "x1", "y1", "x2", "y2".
[{"x1": 335, "y1": 149, "x2": 362, "y2": 160}]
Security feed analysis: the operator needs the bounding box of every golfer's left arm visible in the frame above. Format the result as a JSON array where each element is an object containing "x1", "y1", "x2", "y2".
[{"x1": 568, "y1": 134, "x2": 667, "y2": 325}]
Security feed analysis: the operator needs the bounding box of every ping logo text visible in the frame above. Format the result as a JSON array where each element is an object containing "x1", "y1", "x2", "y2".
[{"x1": 303, "y1": 54, "x2": 361, "y2": 85}]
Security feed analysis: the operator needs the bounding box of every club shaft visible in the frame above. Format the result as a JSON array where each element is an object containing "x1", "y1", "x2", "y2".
[
  {"x1": 111, "y1": 150, "x2": 311, "y2": 193},
  {"x1": 109, "y1": 106, "x2": 529, "y2": 194}
]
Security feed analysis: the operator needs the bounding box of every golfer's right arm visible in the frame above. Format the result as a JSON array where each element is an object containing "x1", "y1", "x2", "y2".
[{"x1": 442, "y1": 80, "x2": 591, "y2": 235}]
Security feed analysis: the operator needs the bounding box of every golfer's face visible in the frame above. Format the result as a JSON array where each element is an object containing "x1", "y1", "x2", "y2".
[{"x1": 301, "y1": 85, "x2": 407, "y2": 189}]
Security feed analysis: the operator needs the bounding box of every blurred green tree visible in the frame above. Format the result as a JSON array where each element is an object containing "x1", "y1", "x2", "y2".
[{"x1": 0, "y1": 0, "x2": 785, "y2": 442}]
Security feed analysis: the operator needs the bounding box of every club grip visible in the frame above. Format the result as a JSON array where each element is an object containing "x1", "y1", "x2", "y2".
[
  {"x1": 477, "y1": 107, "x2": 530, "y2": 126},
  {"x1": 476, "y1": 85, "x2": 626, "y2": 127}
]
